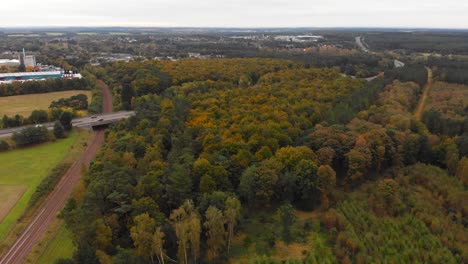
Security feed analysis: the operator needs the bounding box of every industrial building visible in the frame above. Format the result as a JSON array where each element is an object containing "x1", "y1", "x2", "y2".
[
  {"x1": 0, "y1": 59, "x2": 20, "y2": 67},
  {"x1": 23, "y1": 55, "x2": 36, "y2": 67},
  {"x1": 0, "y1": 71, "x2": 82, "y2": 83},
  {"x1": 0, "y1": 49, "x2": 36, "y2": 68}
]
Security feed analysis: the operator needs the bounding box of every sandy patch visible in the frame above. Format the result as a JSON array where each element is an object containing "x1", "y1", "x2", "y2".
[{"x1": 0, "y1": 185, "x2": 28, "y2": 223}]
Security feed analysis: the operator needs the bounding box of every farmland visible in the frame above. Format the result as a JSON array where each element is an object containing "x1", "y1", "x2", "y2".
[{"x1": 0, "y1": 90, "x2": 92, "y2": 117}]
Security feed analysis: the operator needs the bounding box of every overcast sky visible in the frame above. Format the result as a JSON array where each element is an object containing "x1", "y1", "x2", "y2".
[{"x1": 2, "y1": 0, "x2": 467, "y2": 28}]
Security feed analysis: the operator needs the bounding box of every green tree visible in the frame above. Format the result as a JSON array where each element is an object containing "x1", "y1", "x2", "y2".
[
  {"x1": 239, "y1": 159, "x2": 279, "y2": 206},
  {"x1": 276, "y1": 203, "x2": 296, "y2": 244},
  {"x1": 59, "y1": 111, "x2": 73, "y2": 131},
  {"x1": 121, "y1": 84, "x2": 135, "y2": 110},
  {"x1": 199, "y1": 174, "x2": 216, "y2": 194},
  {"x1": 29, "y1": 110, "x2": 49, "y2": 124},
  {"x1": 12, "y1": 126, "x2": 49, "y2": 147},
  {"x1": 317, "y1": 165, "x2": 336, "y2": 209},
  {"x1": 53, "y1": 121, "x2": 66, "y2": 139}
]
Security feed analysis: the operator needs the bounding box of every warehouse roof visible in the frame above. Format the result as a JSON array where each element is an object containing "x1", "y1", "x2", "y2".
[{"x1": 0, "y1": 71, "x2": 62, "y2": 78}]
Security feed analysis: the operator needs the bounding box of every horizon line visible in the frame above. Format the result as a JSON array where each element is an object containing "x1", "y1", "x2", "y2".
[{"x1": 1, "y1": 26, "x2": 468, "y2": 30}]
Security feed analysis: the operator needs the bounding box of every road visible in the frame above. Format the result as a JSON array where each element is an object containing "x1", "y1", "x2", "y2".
[
  {"x1": 355, "y1": 36, "x2": 370, "y2": 53},
  {"x1": 414, "y1": 67, "x2": 433, "y2": 120},
  {"x1": 0, "y1": 112, "x2": 134, "y2": 139},
  {"x1": 0, "y1": 81, "x2": 113, "y2": 264}
]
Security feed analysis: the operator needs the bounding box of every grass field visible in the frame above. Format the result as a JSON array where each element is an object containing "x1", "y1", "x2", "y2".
[
  {"x1": 0, "y1": 90, "x2": 92, "y2": 117},
  {"x1": 26, "y1": 219, "x2": 75, "y2": 264},
  {"x1": 0, "y1": 131, "x2": 82, "y2": 240}
]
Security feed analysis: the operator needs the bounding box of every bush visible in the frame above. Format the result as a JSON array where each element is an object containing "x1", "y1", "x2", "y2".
[
  {"x1": 29, "y1": 163, "x2": 71, "y2": 207},
  {"x1": 50, "y1": 94, "x2": 89, "y2": 110},
  {"x1": 0, "y1": 140, "x2": 9, "y2": 151},
  {"x1": 12, "y1": 126, "x2": 49, "y2": 147}
]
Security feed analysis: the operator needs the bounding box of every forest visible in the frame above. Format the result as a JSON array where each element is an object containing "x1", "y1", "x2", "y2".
[
  {"x1": 365, "y1": 32, "x2": 468, "y2": 55},
  {"x1": 59, "y1": 58, "x2": 467, "y2": 264}
]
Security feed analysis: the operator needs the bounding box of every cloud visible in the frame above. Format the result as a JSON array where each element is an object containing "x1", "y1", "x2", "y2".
[{"x1": 1, "y1": 0, "x2": 467, "y2": 28}]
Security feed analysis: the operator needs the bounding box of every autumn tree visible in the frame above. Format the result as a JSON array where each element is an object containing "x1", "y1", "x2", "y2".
[
  {"x1": 170, "y1": 200, "x2": 201, "y2": 264},
  {"x1": 204, "y1": 206, "x2": 227, "y2": 261},
  {"x1": 130, "y1": 213, "x2": 156, "y2": 263},
  {"x1": 456, "y1": 157, "x2": 468, "y2": 185},
  {"x1": 152, "y1": 227, "x2": 166, "y2": 264},
  {"x1": 224, "y1": 196, "x2": 241, "y2": 254},
  {"x1": 95, "y1": 219, "x2": 112, "y2": 252}
]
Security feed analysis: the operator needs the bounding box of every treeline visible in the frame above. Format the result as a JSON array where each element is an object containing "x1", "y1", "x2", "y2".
[
  {"x1": 1, "y1": 91, "x2": 89, "y2": 129},
  {"x1": 10, "y1": 119, "x2": 68, "y2": 147},
  {"x1": 423, "y1": 109, "x2": 468, "y2": 137},
  {"x1": 0, "y1": 78, "x2": 91, "y2": 97},
  {"x1": 257, "y1": 50, "x2": 386, "y2": 78},
  {"x1": 384, "y1": 64, "x2": 428, "y2": 87},
  {"x1": 49, "y1": 94, "x2": 88, "y2": 110},
  {"x1": 366, "y1": 32, "x2": 468, "y2": 55},
  {"x1": 428, "y1": 56, "x2": 468, "y2": 85},
  {"x1": 1, "y1": 107, "x2": 75, "y2": 129}
]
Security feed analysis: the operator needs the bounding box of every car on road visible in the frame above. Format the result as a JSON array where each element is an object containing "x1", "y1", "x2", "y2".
[
  {"x1": 98, "y1": 118, "x2": 104, "y2": 121},
  {"x1": 91, "y1": 115, "x2": 97, "y2": 118}
]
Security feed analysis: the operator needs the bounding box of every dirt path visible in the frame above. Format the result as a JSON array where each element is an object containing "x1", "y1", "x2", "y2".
[
  {"x1": 414, "y1": 67, "x2": 433, "y2": 120},
  {"x1": 0, "y1": 81, "x2": 113, "y2": 264}
]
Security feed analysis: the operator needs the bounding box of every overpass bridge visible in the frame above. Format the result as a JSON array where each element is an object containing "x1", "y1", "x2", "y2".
[{"x1": 0, "y1": 111, "x2": 135, "y2": 139}]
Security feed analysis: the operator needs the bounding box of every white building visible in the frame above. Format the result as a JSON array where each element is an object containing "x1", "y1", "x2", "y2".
[
  {"x1": 0, "y1": 59, "x2": 20, "y2": 67},
  {"x1": 23, "y1": 55, "x2": 36, "y2": 67}
]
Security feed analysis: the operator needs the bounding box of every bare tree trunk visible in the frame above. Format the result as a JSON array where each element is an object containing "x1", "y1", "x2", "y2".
[
  {"x1": 160, "y1": 250, "x2": 165, "y2": 264},
  {"x1": 227, "y1": 224, "x2": 233, "y2": 254}
]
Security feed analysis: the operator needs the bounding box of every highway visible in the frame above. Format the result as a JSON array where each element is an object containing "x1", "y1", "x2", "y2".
[
  {"x1": 0, "y1": 111, "x2": 135, "y2": 139},
  {"x1": 355, "y1": 36, "x2": 370, "y2": 53}
]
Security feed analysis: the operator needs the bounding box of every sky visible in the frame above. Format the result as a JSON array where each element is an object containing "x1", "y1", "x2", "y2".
[{"x1": 1, "y1": 0, "x2": 467, "y2": 29}]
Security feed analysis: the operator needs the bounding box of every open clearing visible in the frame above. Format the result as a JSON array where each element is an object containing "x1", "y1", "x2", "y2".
[
  {"x1": 0, "y1": 90, "x2": 92, "y2": 117},
  {"x1": 0, "y1": 131, "x2": 81, "y2": 240}
]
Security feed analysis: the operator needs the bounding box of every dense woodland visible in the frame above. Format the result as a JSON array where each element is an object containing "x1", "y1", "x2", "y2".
[
  {"x1": 59, "y1": 58, "x2": 467, "y2": 264},
  {"x1": 365, "y1": 32, "x2": 468, "y2": 55}
]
